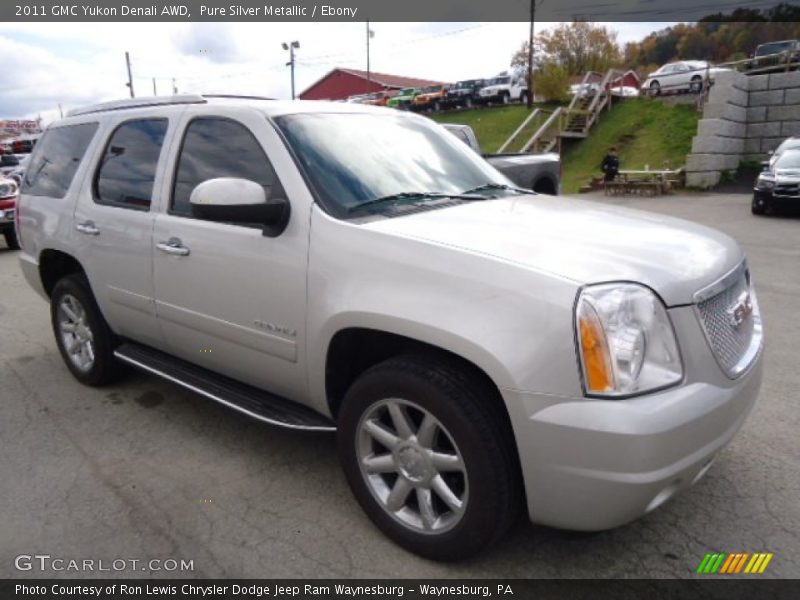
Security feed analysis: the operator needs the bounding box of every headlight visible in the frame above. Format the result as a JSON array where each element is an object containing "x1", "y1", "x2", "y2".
[
  {"x1": 756, "y1": 176, "x2": 775, "y2": 190},
  {"x1": 575, "y1": 283, "x2": 683, "y2": 397},
  {"x1": 0, "y1": 181, "x2": 18, "y2": 198}
]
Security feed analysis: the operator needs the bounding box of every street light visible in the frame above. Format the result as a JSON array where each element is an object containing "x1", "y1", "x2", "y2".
[{"x1": 282, "y1": 41, "x2": 300, "y2": 99}]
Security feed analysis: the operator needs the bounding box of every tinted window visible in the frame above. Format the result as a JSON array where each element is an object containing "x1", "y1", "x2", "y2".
[
  {"x1": 95, "y1": 119, "x2": 168, "y2": 210},
  {"x1": 172, "y1": 118, "x2": 276, "y2": 217},
  {"x1": 23, "y1": 123, "x2": 98, "y2": 198}
]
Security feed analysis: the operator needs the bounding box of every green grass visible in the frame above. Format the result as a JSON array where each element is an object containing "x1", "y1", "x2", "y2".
[
  {"x1": 560, "y1": 98, "x2": 700, "y2": 194},
  {"x1": 430, "y1": 105, "x2": 549, "y2": 153}
]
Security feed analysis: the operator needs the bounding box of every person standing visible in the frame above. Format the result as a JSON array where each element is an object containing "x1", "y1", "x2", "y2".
[{"x1": 601, "y1": 147, "x2": 620, "y2": 182}]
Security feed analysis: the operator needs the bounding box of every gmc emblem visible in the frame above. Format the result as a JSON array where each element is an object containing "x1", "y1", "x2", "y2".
[{"x1": 727, "y1": 291, "x2": 753, "y2": 328}]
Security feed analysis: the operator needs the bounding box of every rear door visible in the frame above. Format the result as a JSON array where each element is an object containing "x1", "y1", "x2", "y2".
[
  {"x1": 151, "y1": 108, "x2": 309, "y2": 402},
  {"x1": 72, "y1": 114, "x2": 174, "y2": 348}
]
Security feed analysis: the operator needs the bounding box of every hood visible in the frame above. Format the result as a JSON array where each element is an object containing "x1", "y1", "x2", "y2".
[
  {"x1": 481, "y1": 85, "x2": 504, "y2": 94},
  {"x1": 361, "y1": 195, "x2": 743, "y2": 306},
  {"x1": 774, "y1": 168, "x2": 800, "y2": 179}
]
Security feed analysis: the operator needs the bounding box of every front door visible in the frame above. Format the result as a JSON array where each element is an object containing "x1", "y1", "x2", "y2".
[{"x1": 152, "y1": 111, "x2": 308, "y2": 402}]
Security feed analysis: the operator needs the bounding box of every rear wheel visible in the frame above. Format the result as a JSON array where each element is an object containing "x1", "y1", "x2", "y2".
[
  {"x1": 3, "y1": 230, "x2": 19, "y2": 250},
  {"x1": 337, "y1": 355, "x2": 521, "y2": 561},
  {"x1": 464, "y1": 97, "x2": 473, "y2": 109},
  {"x1": 51, "y1": 274, "x2": 124, "y2": 386},
  {"x1": 650, "y1": 81, "x2": 661, "y2": 96},
  {"x1": 501, "y1": 92, "x2": 510, "y2": 105},
  {"x1": 690, "y1": 76, "x2": 703, "y2": 93}
]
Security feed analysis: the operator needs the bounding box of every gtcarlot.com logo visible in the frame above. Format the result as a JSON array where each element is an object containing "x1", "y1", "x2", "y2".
[
  {"x1": 696, "y1": 552, "x2": 773, "y2": 574},
  {"x1": 14, "y1": 554, "x2": 194, "y2": 573}
]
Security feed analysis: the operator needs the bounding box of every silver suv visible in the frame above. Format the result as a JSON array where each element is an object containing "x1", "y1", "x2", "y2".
[{"x1": 17, "y1": 95, "x2": 763, "y2": 560}]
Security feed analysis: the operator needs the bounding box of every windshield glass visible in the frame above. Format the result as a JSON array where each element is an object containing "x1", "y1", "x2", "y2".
[
  {"x1": 455, "y1": 81, "x2": 473, "y2": 89},
  {"x1": 756, "y1": 42, "x2": 792, "y2": 56},
  {"x1": 775, "y1": 150, "x2": 800, "y2": 169},
  {"x1": 422, "y1": 85, "x2": 441, "y2": 93},
  {"x1": 491, "y1": 77, "x2": 510, "y2": 85},
  {"x1": 397, "y1": 88, "x2": 415, "y2": 96},
  {"x1": 276, "y1": 113, "x2": 510, "y2": 215}
]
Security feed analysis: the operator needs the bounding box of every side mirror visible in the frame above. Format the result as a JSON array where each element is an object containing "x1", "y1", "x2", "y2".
[
  {"x1": 190, "y1": 177, "x2": 290, "y2": 236},
  {"x1": 761, "y1": 161, "x2": 770, "y2": 170}
]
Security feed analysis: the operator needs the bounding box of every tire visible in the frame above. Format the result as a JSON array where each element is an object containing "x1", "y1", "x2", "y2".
[
  {"x1": 337, "y1": 355, "x2": 522, "y2": 561},
  {"x1": 465, "y1": 97, "x2": 473, "y2": 109},
  {"x1": 690, "y1": 76, "x2": 703, "y2": 93},
  {"x1": 752, "y1": 197, "x2": 769, "y2": 215},
  {"x1": 520, "y1": 91, "x2": 529, "y2": 105},
  {"x1": 3, "y1": 229, "x2": 19, "y2": 250},
  {"x1": 501, "y1": 92, "x2": 510, "y2": 105},
  {"x1": 50, "y1": 274, "x2": 124, "y2": 386},
  {"x1": 433, "y1": 101, "x2": 441, "y2": 112},
  {"x1": 650, "y1": 81, "x2": 661, "y2": 96}
]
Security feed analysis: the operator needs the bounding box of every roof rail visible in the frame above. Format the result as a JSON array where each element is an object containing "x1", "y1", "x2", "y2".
[
  {"x1": 67, "y1": 95, "x2": 207, "y2": 117},
  {"x1": 202, "y1": 94, "x2": 275, "y2": 101}
]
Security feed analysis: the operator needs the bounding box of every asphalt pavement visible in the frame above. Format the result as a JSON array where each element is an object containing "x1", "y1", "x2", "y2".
[{"x1": 0, "y1": 192, "x2": 798, "y2": 578}]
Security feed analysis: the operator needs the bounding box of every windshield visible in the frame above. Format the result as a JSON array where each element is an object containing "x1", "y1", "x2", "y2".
[
  {"x1": 490, "y1": 77, "x2": 510, "y2": 85},
  {"x1": 398, "y1": 88, "x2": 415, "y2": 96},
  {"x1": 776, "y1": 138, "x2": 800, "y2": 154},
  {"x1": 276, "y1": 113, "x2": 511, "y2": 216},
  {"x1": 774, "y1": 150, "x2": 800, "y2": 169},
  {"x1": 422, "y1": 85, "x2": 441, "y2": 93},
  {"x1": 455, "y1": 81, "x2": 473, "y2": 89},
  {"x1": 756, "y1": 42, "x2": 793, "y2": 57}
]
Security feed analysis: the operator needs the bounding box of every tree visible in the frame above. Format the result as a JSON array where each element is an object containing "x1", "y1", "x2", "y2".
[
  {"x1": 512, "y1": 22, "x2": 621, "y2": 77},
  {"x1": 535, "y1": 63, "x2": 570, "y2": 103}
]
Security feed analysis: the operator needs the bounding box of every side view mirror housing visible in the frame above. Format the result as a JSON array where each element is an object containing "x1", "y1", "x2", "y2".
[
  {"x1": 761, "y1": 160, "x2": 770, "y2": 170},
  {"x1": 190, "y1": 177, "x2": 290, "y2": 237}
]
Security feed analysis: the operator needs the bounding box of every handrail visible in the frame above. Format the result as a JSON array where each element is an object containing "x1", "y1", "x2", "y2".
[
  {"x1": 522, "y1": 107, "x2": 563, "y2": 153},
  {"x1": 497, "y1": 108, "x2": 542, "y2": 153}
]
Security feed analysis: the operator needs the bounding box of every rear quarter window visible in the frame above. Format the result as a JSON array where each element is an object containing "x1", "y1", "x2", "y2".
[{"x1": 23, "y1": 122, "x2": 98, "y2": 198}]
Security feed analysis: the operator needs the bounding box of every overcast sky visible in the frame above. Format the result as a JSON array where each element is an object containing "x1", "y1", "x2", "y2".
[{"x1": 0, "y1": 21, "x2": 671, "y2": 124}]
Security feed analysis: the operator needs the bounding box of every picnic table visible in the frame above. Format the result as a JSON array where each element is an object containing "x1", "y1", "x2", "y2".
[{"x1": 604, "y1": 169, "x2": 684, "y2": 196}]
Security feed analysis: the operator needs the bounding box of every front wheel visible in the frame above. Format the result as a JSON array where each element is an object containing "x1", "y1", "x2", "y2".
[
  {"x1": 501, "y1": 92, "x2": 510, "y2": 105},
  {"x1": 337, "y1": 355, "x2": 521, "y2": 561},
  {"x1": 650, "y1": 81, "x2": 661, "y2": 96},
  {"x1": 752, "y1": 196, "x2": 769, "y2": 215},
  {"x1": 51, "y1": 274, "x2": 124, "y2": 386},
  {"x1": 690, "y1": 76, "x2": 703, "y2": 93},
  {"x1": 464, "y1": 97, "x2": 473, "y2": 109},
  {"x1": 520, "y1": 91, "x2": 529, "y2": 105}
]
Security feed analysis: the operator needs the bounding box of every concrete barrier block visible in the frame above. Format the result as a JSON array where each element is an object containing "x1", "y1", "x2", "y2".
[
  {"x1": 696, "y1": 118, "x2": 746, "y2": 138},
  {"x1": 742, "y1": 153, "x2": 767, "y2": 163},
  {"x1": 709, "y1": 84, "x2": 749, "y2": 107},
  {"x1": 761, "y1": 137, "x2": 786, "y2": 152},
  {"x1": 686, "y1": 171, "x2": 722, "y2": 189},
  {"x1": 746, "y1": 106, "x2": 767, "y2": 122},
  {"x1": 748, "y1": 74, "x2": 769, "y2": 92},
  {"x1": 768, "y1": 70, "x2": 800, "y2": 90},
  {"x1": 746, "y1": 121, "x2": 782, "y2": 137},
  {"x1": 703, "y1": 102, "x2": 747, "y2": 123},
  {"x1": 691, "y1": 135, "x2": 745, "y2": 154},
  {"x1": 713, "y1": 70, "x2": 750, "y2": 91},
  {"x1": 749, "y1": 89, "x2": 785, "y2": 106},
  {"x1": 785, "y1": 89, "x2": 800, "y2": 105},
  {"x1": 782, "y1": 121, "x2": 800, "y2": 136},
  {"x1": 686, "y1": 153, "x2": 740, "y2": 172},
  {"x1": 744, "y1": 138, "x2": 761, "y2": 153},
  {"x1": 767, "y1": 104, "x2": 800, "y2": 121}
]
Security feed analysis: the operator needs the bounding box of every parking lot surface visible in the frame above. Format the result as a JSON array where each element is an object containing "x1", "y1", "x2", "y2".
[{"x1": 1, "y1": 192, "x2": 798, "y2": 578}]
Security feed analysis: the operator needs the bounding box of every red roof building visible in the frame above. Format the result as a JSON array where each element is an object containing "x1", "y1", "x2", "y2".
[{"x1": 298, "y1": 68, "x2": 446, "y2": 101}]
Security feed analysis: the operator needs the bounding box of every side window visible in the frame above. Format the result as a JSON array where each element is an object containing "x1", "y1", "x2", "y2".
[
  {"x1": 94, "y1": 119, "x2": 168, "y2": 210},
  {"x1": 23, "y1": 122, "x2": 98, "y2": 198},
  {"x1": 171, "y1": 118, "x2": 277, "y2": 217}
]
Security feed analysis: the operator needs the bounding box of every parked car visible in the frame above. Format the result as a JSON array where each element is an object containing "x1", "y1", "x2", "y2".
[
  {"x1": 0, "y1": 176, "x2": 19, "y2": 249},
  {"x1": 643, "y1": 61, "x2": 729, "y2": 95},
  {"x1": 386, "y1": 87, "x2": 421, "y2": 109},
  {"x1": 346, "y1": 94, "x2": 371, "y2": 104},
  {"x1": 478, "y1": 72, "x2": 530, "y2": 105},
  {"x1": 765, "y1": 136, "x2": 800, "y2": 169},
  {"x1": 444, "y1": 79, "x2": 486, "y2": 109},
  {"x1": 412, "y1": 84, "x2": 450, "y2": 112},
  {"x1": 569, "y1": 82, "x2": 600, "y2": 97},
  {"x1": 748, "y1": 39, "x2": 800, "y2": 73},
  {"x1": 362, "y1": 91, "x2": 394, "y2": 107},
  {"x1": 0, "y1": 153, "x2": 20, "y2": 176},
  {"x1": 442, "y1": 123, "x2": 560, "y2": 194},
  {"x1": 18, "y1": 95, "x2": 763, "y2": 561},
  {"x1": 753, "y1": 148, "x2": 800, "y2": 215},
  {"x1": 7, "y1": 154, "x2": 30, "y2": 186}
]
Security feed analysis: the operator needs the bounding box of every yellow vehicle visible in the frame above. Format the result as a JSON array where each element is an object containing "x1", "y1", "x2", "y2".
[{"x1": 411, "y1": 84, "x2": 450, "y2": 112}]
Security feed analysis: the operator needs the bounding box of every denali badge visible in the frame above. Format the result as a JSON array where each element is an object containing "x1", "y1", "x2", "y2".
[
  {"x1": 253, "y1": 320, "x2": 297, "y2": 337},
  {"x1": 727, "y1": 291, "x2": 753, "y2": 328}
]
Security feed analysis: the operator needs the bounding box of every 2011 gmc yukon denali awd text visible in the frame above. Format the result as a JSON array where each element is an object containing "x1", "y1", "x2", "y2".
[{"x1": 16, "y1": 95, "x2": 764, "y2": 560}]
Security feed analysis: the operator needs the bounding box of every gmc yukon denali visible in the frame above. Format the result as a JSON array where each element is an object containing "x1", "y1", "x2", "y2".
[{"x1": 17, "y1": 96, "x2": 763, "y2": 560}]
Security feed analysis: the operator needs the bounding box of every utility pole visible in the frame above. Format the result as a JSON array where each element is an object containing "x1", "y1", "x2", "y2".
[
  {"x1": 366, "y1": 22, "x2": 371, "y2": 83},
  {"x1": 125, "y1": 51, "x2": 135, "y2": 98},
  {"x1": 282, "y1": 41, "x2": 300, "y2": 99},
  {"x1": 58, "y1": 104, "x2": 63, "y2": 119},
  {"x1": 527, "y1": 0, "x2": 535, "y2": 109},
  {"x1": 172, "y1": 78, "x2": 178, "y2": 95},
  {"x1": 152, "y1": 78, "x2": 157, "y2": 96}
]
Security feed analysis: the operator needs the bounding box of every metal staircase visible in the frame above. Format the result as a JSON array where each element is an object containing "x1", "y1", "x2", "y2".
[{"x1": 511, "y1": 68, "x2": 626, "y2": 154}]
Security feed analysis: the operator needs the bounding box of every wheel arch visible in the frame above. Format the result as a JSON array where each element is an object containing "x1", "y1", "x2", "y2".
[
  {"x1": 532, "y1": 175, "x2": 558, "y2": 195},
  {"x1": 39, "y1": 249, "x2": 87, "y2": 297}
]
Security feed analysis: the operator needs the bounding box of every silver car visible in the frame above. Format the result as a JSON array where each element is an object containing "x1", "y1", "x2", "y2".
[{"x1": 17, "y1": 96, "x2": 763, "y2": 560}]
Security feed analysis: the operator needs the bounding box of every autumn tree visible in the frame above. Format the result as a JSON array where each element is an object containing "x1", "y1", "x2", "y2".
[{"x1": 511, "y1": 22, "x2": 622, "y2": 77}]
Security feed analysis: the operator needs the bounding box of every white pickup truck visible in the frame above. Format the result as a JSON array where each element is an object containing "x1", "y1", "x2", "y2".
[{"x1": 17, "y1": 95, "x2": 763, "y2": 560}]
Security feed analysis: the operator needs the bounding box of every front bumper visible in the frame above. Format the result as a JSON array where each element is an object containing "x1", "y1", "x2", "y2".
[
  {"x1": 503, "y1": 304, "x2": 763, "y2": 531},
  {"x1": 754, "y1": 187, "x2": 800, "y2": 206}
]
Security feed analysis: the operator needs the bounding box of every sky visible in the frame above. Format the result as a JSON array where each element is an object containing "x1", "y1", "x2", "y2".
[{"x1": 0, "y1": 21, "x2": 672, "y2": 124}]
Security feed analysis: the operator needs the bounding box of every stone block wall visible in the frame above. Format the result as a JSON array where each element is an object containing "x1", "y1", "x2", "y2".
[{"x1": 686, "y1": 70, "x2": 800, "y2": 188}]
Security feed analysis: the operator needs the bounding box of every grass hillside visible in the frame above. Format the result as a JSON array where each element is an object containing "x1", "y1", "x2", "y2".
[
  {"x1": 560, "y1": 98, "x2": 700, "y2": 194},
  {"x1": 431, "y1": 98, "x2": 699, "y2": 194}
]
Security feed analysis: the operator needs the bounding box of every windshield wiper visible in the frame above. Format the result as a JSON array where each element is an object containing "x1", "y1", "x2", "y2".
[
  {"x1": 462, "y1": 183, "x2": 536, "y2": 196},
  {"x1": 347, "y1": 191, "x2": 483, "y2": 214}
]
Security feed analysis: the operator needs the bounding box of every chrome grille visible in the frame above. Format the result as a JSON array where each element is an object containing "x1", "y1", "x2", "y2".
[{"x1": 694, "y1": 263, "x2": 762, "y2": 378}]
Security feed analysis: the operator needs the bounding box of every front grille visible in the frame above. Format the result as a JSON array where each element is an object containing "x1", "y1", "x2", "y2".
[
  {"x1": 773, "y1": 182, "x2": 800, "y2": 198},
  {"x1": 695, "y1": 264, "x2": 762, "y2": 378}
]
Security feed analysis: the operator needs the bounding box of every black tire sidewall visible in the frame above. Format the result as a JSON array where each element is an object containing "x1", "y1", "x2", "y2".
[
  {"x1": 51, "y1": 274, "x2": 121, "y2": 386},
  {"x1": 337, "y1": 357, "x2": 518, "y2": 560},
  {"x1": 3, "y1": 230, "x2": 19, "y2": 249}
]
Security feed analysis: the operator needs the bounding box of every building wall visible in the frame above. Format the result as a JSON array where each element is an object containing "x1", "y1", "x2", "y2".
[
  {"x1": 686, "y1": 70, "x2": 800, "y2": 188},
  {"x1": 299, "y1": 71, "x2": 386, "y2": 101}
]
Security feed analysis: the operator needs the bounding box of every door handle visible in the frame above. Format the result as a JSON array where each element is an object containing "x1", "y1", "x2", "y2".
[
  {"x1": 75, "y1": 221, "x2": 100, "y2": 235},
  {"x1": 156, "y1": 237, "x2": 190, "y2": 256}
]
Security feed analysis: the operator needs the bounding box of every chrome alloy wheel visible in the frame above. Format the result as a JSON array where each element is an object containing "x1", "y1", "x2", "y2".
[
  {"x1": 356, "y1": 398, "x2": 468, "y2": 534},
  {"x1": 57, "y1": 294, "x2": 95, "y2": 372}
]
